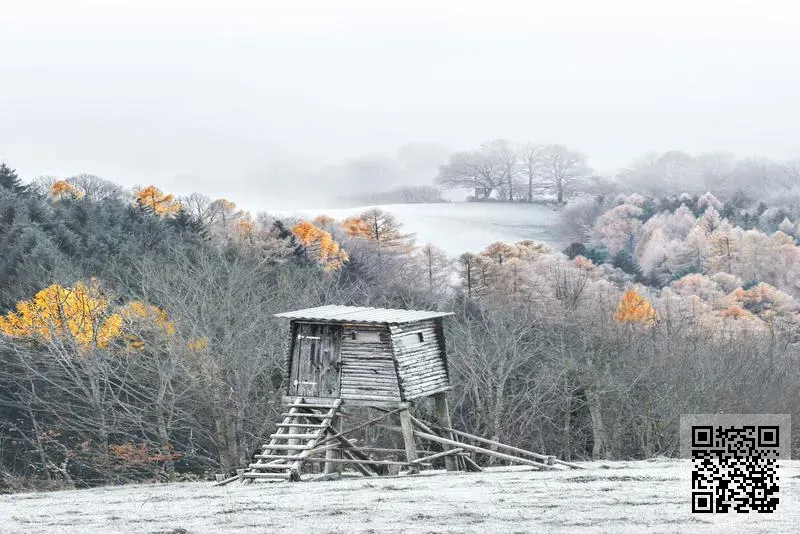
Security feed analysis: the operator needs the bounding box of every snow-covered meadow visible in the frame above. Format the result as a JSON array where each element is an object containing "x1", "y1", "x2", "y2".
[
  {"x1": 2, "y1": 459, "x2": 798, "y2": 533},
  {"x1": 266, "y1": 202, "x2": 568, "y2": 257}
]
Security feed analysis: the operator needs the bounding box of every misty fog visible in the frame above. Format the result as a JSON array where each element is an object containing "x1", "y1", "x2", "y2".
[{"x1": 3, "y1": 0, "x2": 800, "y2": 210}]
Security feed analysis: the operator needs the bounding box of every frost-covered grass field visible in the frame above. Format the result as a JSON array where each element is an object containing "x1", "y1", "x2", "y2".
[
  {"x1": 2, "y1": 459, "x2": 798, "y2": 533},
  {"x1": 268, "y1": 202, "x2": 568, "y2": 257}
]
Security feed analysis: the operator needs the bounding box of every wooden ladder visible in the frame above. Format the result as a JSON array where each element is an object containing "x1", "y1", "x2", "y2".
[{"x1": 240, "y1": 397, "x2": 342, "y2": 483}]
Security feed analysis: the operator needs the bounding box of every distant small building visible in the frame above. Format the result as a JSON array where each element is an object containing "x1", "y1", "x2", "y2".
[{"x1": 473, "y1": 187, "x2": 491, "y2": 200}]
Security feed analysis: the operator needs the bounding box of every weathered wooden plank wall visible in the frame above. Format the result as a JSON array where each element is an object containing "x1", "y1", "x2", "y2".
[
  {"x1": 340, "y1": 325, "x2": 402, "y2": 402},
  {"x1": 389, "y1": 320, "x2": 449, "y2": 400}
]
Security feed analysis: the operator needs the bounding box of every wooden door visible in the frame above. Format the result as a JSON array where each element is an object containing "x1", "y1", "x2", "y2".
[{"x1": 289, "y1": 323, "x2": 342, "y2": 398}]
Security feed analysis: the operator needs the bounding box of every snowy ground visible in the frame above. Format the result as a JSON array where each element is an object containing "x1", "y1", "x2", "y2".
[
  {"x1": 267, "y1": 202, "x2": 568, "y2": 257},
  {"x1": 2, "y1": 459, "x2": 798, "y2": 533}
]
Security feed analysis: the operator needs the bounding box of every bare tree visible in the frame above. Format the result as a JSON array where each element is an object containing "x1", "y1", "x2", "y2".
[
  {"x1": 538, "y1": 145, "x2": 591, "y2": 203},
  {"x1": 435, "y1": 148, "x2": 505, "y2": 199},
  {"x1": 67, "y1": 174, "x2": 125, "y2": 201},
  {"x1": 519, "y1": 143, "x2": 543, "y2": 202},
  {"x1": 483, "y1": 140, "x2": 520, "y2": 201},
  {"x1": 180, "y1": 193, "x2": 218, "y2": 227}
]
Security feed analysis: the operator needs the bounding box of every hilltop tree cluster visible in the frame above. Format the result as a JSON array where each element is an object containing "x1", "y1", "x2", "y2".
[{"x1": 435, "y1": 140, "x2": 593, "y2": 203}]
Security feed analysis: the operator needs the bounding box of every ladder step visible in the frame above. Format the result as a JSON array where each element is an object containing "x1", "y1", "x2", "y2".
[
  {"x1": 263, "y1": 444, "x2": 314, "y2": 451},
  {"x1": 280, "y1": 412, "x2": 332, "y2": 418},
  {"x1": 250, "y1": 459, "x2": 301, "y2": 467},
  {"x1": 269, "y1": 433, "x2": 319, "y2": 440},
  {"x1": 240, "y1": 472, "x2": 290, "y2": 479},
  {"x1": 248, "y1": 461, "x2": 294, "y2": 469},
  {"x1": 276, "y1": 423, "x2": 326, "y2": 428},
  {"x1": 288, "y1": 402, "x2": 339, "y2": 409}
]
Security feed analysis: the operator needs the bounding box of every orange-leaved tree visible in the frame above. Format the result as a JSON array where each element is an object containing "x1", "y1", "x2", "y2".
[
  {"x1": 614, "y1": 289, "x2": 659, "y2": 326},
  {"x1": 134, "y1": 185, "x2": 181, "y2": 217},
  {"x1": 49, "y1": 180, "x2": 84, "y2": 201},
  {"x1": 292, "y1": 220, "x2": 349, "y2": 271},
  {"x1": 341, "y1": 208, "x2": 415, "y2": 252}
]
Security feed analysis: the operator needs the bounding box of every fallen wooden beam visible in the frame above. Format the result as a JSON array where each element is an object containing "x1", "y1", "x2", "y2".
[
  {"x1": 413, "y1": 431, "x2": 559, "y2": 471},
  {"x1": 411, "y1": 447, "x2": 463, "y2": 465},
  {"x1": 409, "y1": 414, "x2": 467, "y2": 471},
  {"x1": 214, "y1": 474, "x2": 241, "y2": 486},
  {"x1": 342, "y1": 448, "x2": 374, "y2": 476},
  {"x1": 310, "y1": 472, "x2": 341, "y2": 482},
  {"x1": 461, "y1": 455, "x2": 484, "y2": 472},
  {"x1": 416, "y1": 420, "x2": 584, "y2": 470}
]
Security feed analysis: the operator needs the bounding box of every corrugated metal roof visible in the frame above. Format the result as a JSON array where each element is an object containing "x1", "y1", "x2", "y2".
[{"x1": 274, "y1": 305, "x2": 454, "y2": 324}]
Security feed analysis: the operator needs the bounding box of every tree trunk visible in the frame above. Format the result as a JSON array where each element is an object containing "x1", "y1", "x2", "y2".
[
  {"x1": 487, "y1": 384, "x2": 505, "y2": 466},
  {"x1": 528, "y1": 174, "x2": 533, "y2": 202},
  {"x1": 561, "y1": 391, "x2": 572, "y2": 461},
  {"x1": 156, "y1": 410, "x2": 175, "y2": 476},
  {"x1": 586, "y1": 389, "x2": 609, "y2": 459}
]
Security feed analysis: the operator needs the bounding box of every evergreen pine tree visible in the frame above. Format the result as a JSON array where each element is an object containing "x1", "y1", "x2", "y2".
[
  {"x1": 0, "y1": 163, "x2": 27, "y2": 194},
  {"x1": 612, "y1": 249, "x2": 644, "y2": 282}
]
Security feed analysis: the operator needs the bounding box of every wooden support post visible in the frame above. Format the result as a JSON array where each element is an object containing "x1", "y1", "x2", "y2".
[
  {"x1": 399, "y1": 409, "x2": 419, "y2": 474},
  {"x1": 325, "y1": 414, "x2": 341, "y2": 475},
  {"x1": 433, "y1": 392, "x2": 458, "y2": 472}
]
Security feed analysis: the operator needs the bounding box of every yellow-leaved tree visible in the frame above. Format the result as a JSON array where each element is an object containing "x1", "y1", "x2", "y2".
[
  {"x1": 234, "y1": 217, "x2": 256, "y2": 244},
  {"x1": 0, "y1": 281, "x2": 122, "y2": 349},
  {"x1": 291, "y1": 220, "x2": 349, "y2": 271},
  {"x1": 49, "y1": 180, "x2": 84, "y2": 201},
  {"x1": 134, "y1": 185, "x2": 181, "y2": 217},
  {"x1": 614, "y1": 289, "x2": 659, "y2": 326},
  {"x1": 0, "y1": 282, "x2": 176, "y2": 351},
  {"x1": 118, "y1": 300, "x2": 176, "y2": 351}
]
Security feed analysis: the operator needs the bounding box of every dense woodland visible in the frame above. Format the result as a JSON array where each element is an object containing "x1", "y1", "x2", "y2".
[{"x1": 1, "y1": 155, "x2": 799, "y2": 492}]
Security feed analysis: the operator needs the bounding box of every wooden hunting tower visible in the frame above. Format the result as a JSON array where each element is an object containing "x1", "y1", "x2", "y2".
[
  {"x1": 219, "y1": 305, "x2": 581, "y2": 485},
  {"x1": 277, "y1": 305, "x2": 454, "y2": 406}
]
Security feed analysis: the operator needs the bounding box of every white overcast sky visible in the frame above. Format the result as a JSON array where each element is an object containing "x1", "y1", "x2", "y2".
[{"x1": 2, "y1": 0, "x2": 799, "y2": 205}]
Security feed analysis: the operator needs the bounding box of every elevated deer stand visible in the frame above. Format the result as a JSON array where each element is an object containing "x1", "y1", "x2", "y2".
[{"x1": 217, "y1": 305, "x2": 582, "y2": 486}]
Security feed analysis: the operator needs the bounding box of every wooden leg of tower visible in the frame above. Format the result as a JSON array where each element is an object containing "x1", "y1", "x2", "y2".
[
  {"x1": 434, "y1": 392, "x2": 458, "y2": 471},
  {"x1": 325, "y1": 414, "x2": 342, "y2": 475},
  {"x1": 399, "y1": 409, "x2": 419, "y2": 474}
]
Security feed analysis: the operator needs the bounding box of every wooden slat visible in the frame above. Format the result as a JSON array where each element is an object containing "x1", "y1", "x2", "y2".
[
  {"x1": 279, "y1": 412, "x2": 332, "y2": 418},
  {"x1": 269, "y1": 433, "x2": 319, "y2": 440},
  {"x1": 401, "y1": 375, "x2": 449, "y2": 388},
  {"x1": 267, "y1": 444, "x2": 315, "y2": 451},
  {"x1": 254, "y1": 455, "x2": 303, "y2": 462},
  {"x1": 276, "y1": 423, "x2": 326, "y2": 429},
  {"x1": 240, "y1": 472, "x2": 290, "y2": 479},
  {"x1": 342, "y1": 394, "x2": 404, "y2": 402},
  {"x1": 402, "y1": 377, "x2": 450, "y2": 391},
  {"x1": 298, "y1": 457, "x2": 431, "y2": 467},
  {"x1": 404, "y1": 385, "x2": 452, "y2": 400},
  {"x1": 248, "y1": 462, "x2": 294, "y2": 469},
  {"x1": 288, "y1": 402, "x2": 339, "y2": 409}
]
